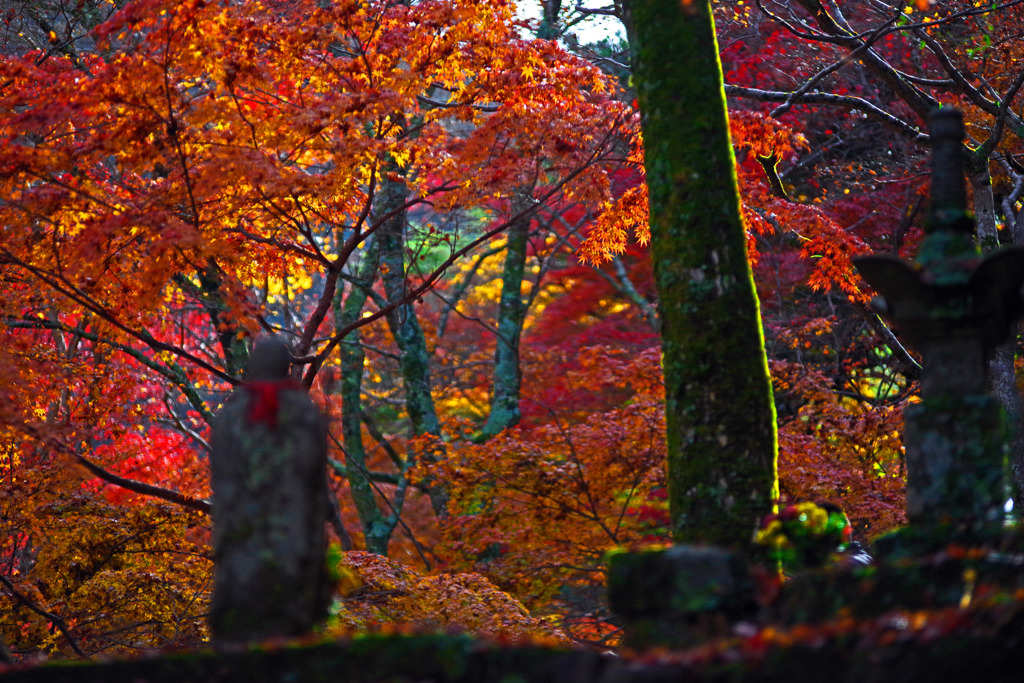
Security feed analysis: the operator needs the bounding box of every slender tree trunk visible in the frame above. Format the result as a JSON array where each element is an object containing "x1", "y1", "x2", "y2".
[
  {"x1": 971, "y1": 165, "x2": 1000, "y2": 250},
  {"x1": 334, "y1": 238, "x2": 396, "y2": 555},
  {"x1": 378, "y1": 178, "x2": 440, "y2": 437},
  {"x1": 970, "y1": 163, "x2": 1024, "y2": 498},
  {"x1": 623, "y1": 0, "x2": 778, "y2": 550},
  {"x1": 480, "y1": 215, "x2": 530, "y2": 439},
  {"x1": 538, "y1": 0, "x2": 562, "y2": 39},
  {"x1": 377, "y1": 170, "x2": 448, "y2": 516},
  {"x1": 175, "y1": 262, "x2": 248, "y2": 377}
]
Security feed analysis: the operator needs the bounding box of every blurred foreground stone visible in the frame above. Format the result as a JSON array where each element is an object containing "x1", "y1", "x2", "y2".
[{"x1": 209, "y1": 337, "x2": 330, "y2": 644}]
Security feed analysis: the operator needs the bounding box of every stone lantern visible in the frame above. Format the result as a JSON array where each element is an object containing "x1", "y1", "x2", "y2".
[{"x1": 854, "y1": 108, "x2": 1024, "y2": 527}]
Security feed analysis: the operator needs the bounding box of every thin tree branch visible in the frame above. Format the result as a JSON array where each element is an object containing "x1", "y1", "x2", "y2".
[
  {"x1": 0, "y1": 573, "x2": 90, "y2": 659},
  {"x1": 724, "y1": 84, "x2": 927, "y2": 142},
  {"x1": 72, "y1": 452, "x2": 211, "y2": 514}
]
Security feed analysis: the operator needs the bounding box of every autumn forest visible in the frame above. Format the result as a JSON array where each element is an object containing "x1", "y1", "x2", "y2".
[{"x1": 1, "y1": 0, "x2": 1022, "y2": 662}]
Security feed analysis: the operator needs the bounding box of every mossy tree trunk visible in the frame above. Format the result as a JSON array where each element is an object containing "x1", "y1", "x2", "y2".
[
  {"x1": 333, "y1": 237, "x2": 401, "y2": 555},
  {"x1": 377, "y1": 168, "x2": 448, "y2": 517},
  {"x1": 623, "y1": 0, "x2": 778, "y2": 550},
  {"x1": 970, "y1": 161, "x2": 1024, "y2": 499},
  {"x1": 378, "y1": 176, "x2": 441, "y2": 440},
  {"x1": 173, "y1": 262, "x2": 249, "y2": 377},
  {"x1": 480, "y1": 215, "x2": 530, "y2": 440}
]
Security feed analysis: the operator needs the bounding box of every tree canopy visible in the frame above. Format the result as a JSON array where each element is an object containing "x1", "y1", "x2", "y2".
[{"x1": 7, "y1": 0, "x2": 1024, "y2": 661}]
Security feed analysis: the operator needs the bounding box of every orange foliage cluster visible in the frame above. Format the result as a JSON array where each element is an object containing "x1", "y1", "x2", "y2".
[
  {"x1": 0, "y1": 0, "x2": 632, "y2": 659},
  {"x1": 326, "y1": 551, "x2": 568, "y2": 645},
  {"x1": 427, "y1": 346, "x2": 666, "y2": 643},
  {"x1": 773, "y1": 358, "x2": 906, "y2": 539}
]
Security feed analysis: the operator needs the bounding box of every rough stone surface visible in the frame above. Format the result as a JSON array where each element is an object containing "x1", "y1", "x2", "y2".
[
  {"x1": 208, "y1": 337, "x2": 330, "y2": 644},
  {"x1": 854, "y1": 109, "x2": 1024, "y2": 525},
  {"x1": 608, "y1": 545, "x2": 756, "y2": 649}
]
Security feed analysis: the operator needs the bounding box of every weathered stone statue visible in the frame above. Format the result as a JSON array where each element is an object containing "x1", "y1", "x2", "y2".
[
  {"x1": 209, "y1": 337, "x2": 330, "y2": 644},
  {"x1": 855, "y1": 109, "x2": 1024, "y2": 526}
]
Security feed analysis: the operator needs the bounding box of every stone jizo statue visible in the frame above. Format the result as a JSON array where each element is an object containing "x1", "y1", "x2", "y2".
[{"x1": 209, "y1": 337, "x2": 330, "y2": 644}]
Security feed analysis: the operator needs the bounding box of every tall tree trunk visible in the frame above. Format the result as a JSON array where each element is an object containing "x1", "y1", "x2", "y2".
[
  {"x1": 623, "y1": 0, "x2": 778, "y2": 550},
  {"x1": 378, "y1": 178, "x2": 440, "y2": 437},
  {"x1": 377, "y1": 170, "x2": 448, "y2": 516},
  {"x1": 970, "y1": 164, "x2": 1000, "y2": 250},
  {"x1": 198, "y1": 263, "x2": 250, "y2": 377},
  {"x1": 480, "y1": 215, "x2": 530, "y2": 440},
  {"x1": 538, "y1": 0, "x2": 562, "y2": 39},
  {"x1": 970, "y1": 162, "x2": 1024, "y2": 499},
  {"x1": 334, "y1": 238, "x2": 396, "y2": 555}
]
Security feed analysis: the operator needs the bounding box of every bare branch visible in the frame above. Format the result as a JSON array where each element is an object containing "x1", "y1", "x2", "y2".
[
  {"x1": 73, "y1": 451, "x2": 211, "y2": 514},
  {"x1": 725, "y1": 84, "x2": 927, "y2": 141},
  {"x1": 0, "y1": 573, "x2": 90, "y2": 659}
]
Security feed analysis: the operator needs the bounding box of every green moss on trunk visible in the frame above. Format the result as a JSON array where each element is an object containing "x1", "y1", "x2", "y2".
[
  {"x1": 481, "y1": 216, "x2": 529, "y2": 440},
  {"x1": 378, "y1": 174, "x2": 441, "y2": 439},
  {"x1": 334, "y1": 238, "x2": 394, "y2": 555},
  {"x1": 377, "y1": 169, "x2": 448, "y2": 516},
  {"x1": 624, "y1": 0, "x2": 778, "y2": 549}
]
